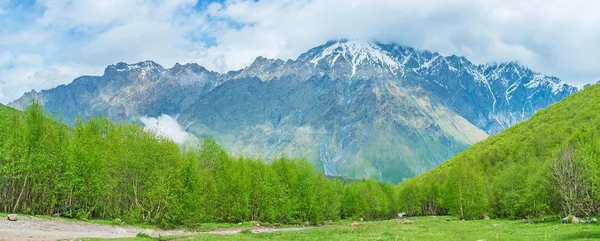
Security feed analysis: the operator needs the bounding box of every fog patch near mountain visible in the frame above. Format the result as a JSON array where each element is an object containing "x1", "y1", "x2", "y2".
[{"x1": 140, "y1": 114, "x2": 191, "y2": 144}]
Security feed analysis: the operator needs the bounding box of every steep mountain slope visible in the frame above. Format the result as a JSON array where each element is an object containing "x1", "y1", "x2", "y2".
[
  {"x1": 180, "y1": 74, "x2": 486, "y2": 181},
  {"x1": 398, "y1": 83, "x2": 600, "y2": 218},
  {"x1": 9, "y1": 39, "x2": 577, "y2": 182}
]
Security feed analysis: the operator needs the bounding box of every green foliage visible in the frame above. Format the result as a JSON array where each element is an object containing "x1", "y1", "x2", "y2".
[
  {"x1": 441, "y1": 159, "x2": 488, "y2": 219},
  {"x1": 341, "y1": 179, "x2": 398, "y2": 220},
  {"x1": 397, "y1": 83, "x2": 600, "y2": 219},
  {"x1": 136, "y1": 232, "x2": 152, "y2": 238},
  {"x1": 0, "y1": 102, "x2": 397, "y2": 225}
]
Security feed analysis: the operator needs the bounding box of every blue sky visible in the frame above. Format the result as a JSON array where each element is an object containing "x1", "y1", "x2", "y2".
[{"x1": 1, "y1": 0, "x2": 600, "y2": 104}]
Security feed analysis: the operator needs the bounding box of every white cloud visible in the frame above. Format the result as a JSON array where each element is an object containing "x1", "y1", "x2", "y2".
[
  {"x1": 140, "y1": 114, "x2": 193, "y2": 144},
  {"x1": 0, "y1": 51, "x2": 99, "y2": 103},
  {"x1": 198, "y1": 0, "x2": 600, "y2": 86},
  {"x1": 1, "y1": 0, "x2": 600, "y2": 104}
]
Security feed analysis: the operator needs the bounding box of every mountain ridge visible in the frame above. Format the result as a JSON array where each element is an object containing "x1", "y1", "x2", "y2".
[{"x1": 9, "y1": 39, "x2": 578, "y2": 182}]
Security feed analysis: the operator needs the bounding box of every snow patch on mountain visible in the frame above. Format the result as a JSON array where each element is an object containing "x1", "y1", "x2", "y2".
[
  {"x1": 308, "y1": 39, "x2": 401, "y2": 76},
  {"x1": 525, "y1": 74, "x2": 570, "y2": 95}
]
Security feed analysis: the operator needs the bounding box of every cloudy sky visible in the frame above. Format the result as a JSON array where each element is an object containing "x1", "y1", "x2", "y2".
[{"x1": 1, "y1": 0, "x2": 599, "y2": 104}]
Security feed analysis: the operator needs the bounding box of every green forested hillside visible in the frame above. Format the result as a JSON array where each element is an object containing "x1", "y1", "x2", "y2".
[
  {"x1": 0, "y1": 102, "x2": 398, "y2": 225},
  {"x1": 398, "y1": 84, "x2": 600, "y2": 219},
  {"x1": 2, "y1": 80, "x2": 598, "y2": 226}
]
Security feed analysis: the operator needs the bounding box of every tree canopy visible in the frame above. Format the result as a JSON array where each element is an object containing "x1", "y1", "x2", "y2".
[
  {"x1": 398, "y1": 84, "x2": 600, "y2": 219},
  {"x1": 0, "y1": 102, "x2": 398, "y2": 225}
]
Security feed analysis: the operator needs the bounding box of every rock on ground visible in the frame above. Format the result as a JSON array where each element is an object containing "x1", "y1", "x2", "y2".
[
  {"x1": 561, "y1": 216, "x2": 580, "y2": 224},
  {"x1": 140, "y1": 229, "x2": 160, "y2": 238}
]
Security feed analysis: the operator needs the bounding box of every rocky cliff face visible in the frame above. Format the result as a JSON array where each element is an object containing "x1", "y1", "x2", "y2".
[{"x1": 10, "y1": 39, "x2": 577, "y2": 183}]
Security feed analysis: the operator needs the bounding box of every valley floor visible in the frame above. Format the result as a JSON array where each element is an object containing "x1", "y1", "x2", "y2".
[
  {"x1": 182, "y1": 217, "x2": 600, "y2": 241},
  {"x1": 2, "y1": 215, "x2": 599, "y2": 241},
  {"x1": 0, "y1": 214, "x2": 306, "y2": 241}
]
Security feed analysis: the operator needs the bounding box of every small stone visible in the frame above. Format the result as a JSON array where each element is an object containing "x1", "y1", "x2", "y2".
[
  {"x1": 492, "y1": 224, "x2": 499, "y2": 227},
  {"x1": 483, "y1": 215, "x2": 490, "y2": 220},
  {"x1": 7, "y1": 214, "x2": 17, "y2": 221},
  {"x1": 562, "y1": 216, "x2": 580, "y2": 224},
  {"x1": 114, "y1": 218, "x2": 121, "y2": 223},
  {"x1": 53, "y1": 213, "x2": 61, "y2": 217},
  {"x1": 591, "y1": 218, "x2": 598, "y2": 223}
]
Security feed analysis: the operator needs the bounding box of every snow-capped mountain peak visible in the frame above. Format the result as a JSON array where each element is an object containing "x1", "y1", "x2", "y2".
[
  {"x1": 299, "y1": 39, "x2": 402, "y2": 76},
  {"x1": 9, "y1": 39, "x2": 580, "y2": 183}
]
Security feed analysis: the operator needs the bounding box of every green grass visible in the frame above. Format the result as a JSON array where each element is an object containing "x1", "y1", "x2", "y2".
[
  {"x1": 175, "y1": 221, "x2": 299, "y2": 232},
  {"x1": 193, "y1": 217, "x2": 599, "y2": 241},
  {"x1": 174, "y1": 216, "x2": 598, "y2": 241},
  {"x1": 81, "y1": 216, "x2": 600, "y2": 241}
]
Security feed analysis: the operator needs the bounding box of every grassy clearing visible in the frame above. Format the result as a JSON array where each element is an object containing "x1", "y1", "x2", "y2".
[
  {"x1": 92, "y1": 216, "x2": 600, "y2": 241},
  {"x1": 171, "y1": 221, "x2": 302, "y2": 232},
  {"x1": 189, "y1": 217, "x2": 600, "y2": 241}
]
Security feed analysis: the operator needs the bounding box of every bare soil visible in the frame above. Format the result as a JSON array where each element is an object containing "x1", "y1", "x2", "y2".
[
  {"x1": 0, "y1": 215, "x2": 308, "y2": 240},
  {"x1": 0, "y1": 215, "x2": 188, "y2": 241}
]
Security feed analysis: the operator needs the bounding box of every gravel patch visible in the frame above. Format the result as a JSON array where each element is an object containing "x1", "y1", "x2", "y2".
[
  {"x1": 0, "y1": 215, "x2": 308, "y2": 240},
  {"x1": 0, "y1": 215, "x2": 190, "y2": 241}
]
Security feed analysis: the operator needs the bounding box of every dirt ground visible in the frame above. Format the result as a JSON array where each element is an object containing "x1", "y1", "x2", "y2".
[
  {"x1": 0, "y1": 215, "x2": 307, "y2": 240},
  {"x1": 0, "y1": 215, "x2": 194, "y2": 240}
]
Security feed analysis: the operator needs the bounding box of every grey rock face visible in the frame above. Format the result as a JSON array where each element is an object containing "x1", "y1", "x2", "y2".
[{"x1": 9, "y1": 40, "x2": 577, "y2": 183}]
